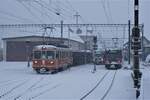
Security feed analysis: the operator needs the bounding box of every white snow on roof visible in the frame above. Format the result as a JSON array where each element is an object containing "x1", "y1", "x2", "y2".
[
  {"x1": 34, "y1": 45, "x2": 58, "y2": 49},
  {"x1": 0, "y1": 27, "x2": 84, "y2": 43}
]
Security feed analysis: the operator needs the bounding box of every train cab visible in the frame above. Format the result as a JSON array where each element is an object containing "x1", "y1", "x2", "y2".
[{"x1": 32, "y1": 45, "x2": 73, "y2": 73}]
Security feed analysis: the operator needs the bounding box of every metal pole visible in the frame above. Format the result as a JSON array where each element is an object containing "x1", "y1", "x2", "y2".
[
  {"x1": 84, "y1": 27, "x2": 88, "y2": 64},
  {"x1": 132, "y1": 0, "x2": 142, "y2": 98},
  {"x1": 61, "y1": 20, "x2": 63, "y2": 40},
  {"x1": 26, "y1": 41, "x2": 30, "y2": 67},
  {"x1": 92, "y1": 36, "x2": 97, "y2": 73},
  {"x1": 141, "y1": 24, "x2": 144, "y2": 61},
  {"x1": 74, "y1": 12, "x2": 80, "y2": 25},
  {"x1": 93, "y1": 50, "x2": 96, "y2": 72},
  {"x1": 68, "y1": 27, "x2": 71, "y2": 48},
  {"x1": 128, "y1": 20, "x2": 131, "y2": 64}
]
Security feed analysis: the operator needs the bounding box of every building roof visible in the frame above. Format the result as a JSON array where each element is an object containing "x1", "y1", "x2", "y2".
[
  {"x1": 124, "y1": 36, "x2": 150, "y2": 47},
  {"x1": 1, "y1": 29, "x2": 84, "y2": 43},
  {"x1": 2, "y1": 35, "x2": 84, "y2": 45}
]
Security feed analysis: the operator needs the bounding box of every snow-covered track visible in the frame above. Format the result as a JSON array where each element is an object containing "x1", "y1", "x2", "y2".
[
  {"x1": 13, "y1": 77, "x2": 44, "y2": 100},
  {"x1": 100, "y1": 70, "x2": 117, "y2": 100},
  {"x1": 80, "y1": 71, "x2": 110, "y2": 100},
  {"x1": 0, "y1": 80, "x2": 12, "y2": 85},
  {"x1": 0, "y1": 79, "x2": 28, "y2": 99},
  {"x1": 28, "y1": 84, "x2": 61, "y2": 100}
]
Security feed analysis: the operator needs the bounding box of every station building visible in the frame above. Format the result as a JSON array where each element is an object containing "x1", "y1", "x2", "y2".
[
  {"x1": 2, "y1": 35, "x2": 85, "y2": 61},
  {"x1": 124, "y1": 36, "x2": 150, "y2": 61}
]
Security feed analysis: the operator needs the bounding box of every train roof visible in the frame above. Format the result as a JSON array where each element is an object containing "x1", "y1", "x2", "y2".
[
  {"x1": 33, "y1": 45, "x2": 71, "y2": 51},
  {"x1": 34, "y1": 45, "x2": 58, "y2": 49}
]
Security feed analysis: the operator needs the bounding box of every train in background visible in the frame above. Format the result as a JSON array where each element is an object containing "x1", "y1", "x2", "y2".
[
  {"x1": 94, "y1": 49, "x2": 123, "y2": 69},
  {"x1": 103, "y1": 49, "x2": 123, "y2": 69},
  {"x1": 95, "y1": 50, "x2": 105, "y2": 65},
  {"x1": 32, "y1": 45, "x2": 92, "y2": 74}
]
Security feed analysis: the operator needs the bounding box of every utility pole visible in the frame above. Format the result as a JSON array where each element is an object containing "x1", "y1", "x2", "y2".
[
  {"x1": 92, "y1": 36, "x2": 97, "y2": 73},
  {"x1": 74, "y1": 12, "x2": 80, "y2": 25},
  {"x1": 141, "y1": 24, "x2": 144, "y2": 61},
  {"x1": 61, "y1": 20, "x2": 63, "y2": 43},
  {"x1": 131, "y1": 0, "x2": 142, "y2": 98},
  {"x1": 74, "y1": 12, "x2": 81, "y2": 34},
  {"x1": 128, "y1": 20, "x2": 131, "y2": 64}
]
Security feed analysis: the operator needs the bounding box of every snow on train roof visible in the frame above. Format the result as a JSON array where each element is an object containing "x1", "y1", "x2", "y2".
[
  {"x1": 34, "y1": 45, "x2": 71, "y2": 50},
  {"x1": 34, "y1": 45, "x2": 58, "y2": 49}
]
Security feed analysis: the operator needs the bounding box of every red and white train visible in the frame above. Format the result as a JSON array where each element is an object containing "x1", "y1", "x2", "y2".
[{"x1": 32, "y1": 45, "x2": 73, "y2": 73}]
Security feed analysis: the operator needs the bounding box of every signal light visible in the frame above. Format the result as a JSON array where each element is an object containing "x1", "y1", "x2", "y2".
[
  {"x1": 93, "y1": 36, "x2": 97, "y2": 43},
  {"x1": 50, "y1": 61, "x2": 54, "y2": 64}
]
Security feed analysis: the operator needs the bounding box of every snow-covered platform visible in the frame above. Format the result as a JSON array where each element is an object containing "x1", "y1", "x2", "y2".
[{"x1": 0, "y1": 62, "x2": 149, "y2": 100}]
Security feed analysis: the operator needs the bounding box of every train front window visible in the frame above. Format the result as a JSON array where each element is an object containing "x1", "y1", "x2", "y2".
[
  {"x1": 105, "y1": 50, "x2": 122, "y2": 61},
  {"x1": 47, "y1": 51, "x2": 54, "y2": 59},
  {"x1": 41, "y1": 51, "x2": 46, "y2": 59},
  {"x1": 34, "y1": 51, "x2": 41, "y2": 59}
]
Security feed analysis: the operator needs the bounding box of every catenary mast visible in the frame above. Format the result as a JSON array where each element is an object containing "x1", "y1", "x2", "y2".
[{"x1": 131, "y1": 0, "x2": 142, "y2": 98}]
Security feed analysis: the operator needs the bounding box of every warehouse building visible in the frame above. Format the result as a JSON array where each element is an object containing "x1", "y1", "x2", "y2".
[{"x1": 2, "y1": 35, "x2": 85, "y2": 61}]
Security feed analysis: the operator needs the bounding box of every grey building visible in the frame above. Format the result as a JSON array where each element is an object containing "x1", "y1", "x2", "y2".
[
  {"x1": 2, "y1": 36, "x2": 85, "y2": 61},
  {"x1": 80, "y1": 35, "x2": 96, "y2": 50},
  {"x1": 124, "y1": 36, "x2": 150, "y2": 61}
]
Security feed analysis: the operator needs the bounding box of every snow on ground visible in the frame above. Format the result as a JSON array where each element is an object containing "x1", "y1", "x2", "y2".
[
  {"x1": 0, "y1": 62, "x2": 149, "y2": 100},
  {"x1": 142, "y1": 65, "x2": 150, "y2": 100}
]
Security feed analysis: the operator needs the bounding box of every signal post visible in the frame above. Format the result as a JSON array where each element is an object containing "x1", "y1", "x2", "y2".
[
  {"x1": 92, "y1": 36, "x2": 97, "y2": 73},
  {"x1": 131, "y1": 0, "x2": 142, "y2": 98}
]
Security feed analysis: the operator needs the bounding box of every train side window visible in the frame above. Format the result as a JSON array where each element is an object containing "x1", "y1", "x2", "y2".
[
  {"x1": 66, "y1": 51, "x2": 67, "y2": 57},
  {"x1": 62, "y1": 52, "x2": 64, "y2": 58},
  {"x1": 63, "y1": 51, "x2": 65, "y2": 57},
  {"x1": 34, "y1": 51, "x2": 41, "y2": 59},
  {"x1": 59, "y1": 51, "x2": 62, "y2": 59},
  {"x1": 47, "y1": 51, "x2": 54, "y2": 59},
  {"x1": 64, "y1": 51, "x2": 65, "y2": 58},
  {"x1": 62, "y1": 51, "x2": 63, "y2": 58},
  {"x1": 66, "y1": 51, "x2": 68, "y2": 57},
  {"x1": 56, "y1": 51, "x2": 59, "y2": 59}
]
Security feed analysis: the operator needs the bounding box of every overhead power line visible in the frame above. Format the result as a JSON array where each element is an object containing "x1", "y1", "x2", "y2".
[
  {"x1": 0, "y1": 15, "x2": 24, "y2": 23},
  {"x1": 29, "y1": 2, "x2": 56, "y2": 23},
  {"x1": 33, "y1": 0, "x2": 67, "y2": 20},
  {"x1": 16, "y1": 0, "x2": 44, "y2": 23},
  {"x1": 40, "y1": 0, "x2": 73, "y2": 19},
  {"x1": 106, "y1": 0, "x2": 114, "y2": 23},
  {"x1": 0, "y1": 10, "x2": 35, "y2": 23},
  {"x1": 100, "y1": 0, "x2": 111, "y2": 23},
  {"x1": 65, "y1": 0, "x2": 77, "y2": 12}
]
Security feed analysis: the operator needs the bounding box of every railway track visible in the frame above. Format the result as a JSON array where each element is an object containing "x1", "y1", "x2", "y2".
[
  {"x1": 0, "y1": 79, "x2": 24, "y2": 87},
  {"x1": 0, "y1": 80, "x2": 12, "y2": 85},
  {"x1": 12, "y1": 77, "x2": 61, "y2": 100},
  {"x1": 0, "y1": 79, "x2": 29, "y2": 99},
  {"x1": 80, "y1": 70, "x2": 117, "y2": 100},
  {"x1": 28, "y1": 84, "x2": 61, "y2": 100},
  {"x1": 13, "y1": 77, "x2": 44, "y2": 100},
  {"x1": 100, "y1": 70, "x2": 117, "y2": 100},
  {"x1": 80, "y1": 71, "x2": 110, "y2": 100},
  {"x1": 0, "y1": 76, "x2": 61, "y2": 100}
]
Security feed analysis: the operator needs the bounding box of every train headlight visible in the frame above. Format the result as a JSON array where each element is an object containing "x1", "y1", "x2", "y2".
[
  {"x1": 34, "y1": 61, "x2": 38, "y2": 64},
  {"x1": 50, "y1": 61, "x2": 54, "y2": 64}
]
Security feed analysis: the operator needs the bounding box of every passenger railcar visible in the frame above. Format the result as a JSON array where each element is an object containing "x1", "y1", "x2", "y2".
[
  {"x1": 32, "y1": 45, "x2": 73, "y2": 73},
  {"x1": 103, "y1": 49, "x2": 122, "y2": 69}
]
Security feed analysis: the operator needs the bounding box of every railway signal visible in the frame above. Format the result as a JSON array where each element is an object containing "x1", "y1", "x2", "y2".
[
  {"x1": 92, "y1": 36, "x2": 97, "y2": 73},
  {"x1": 131, "y1": 0, "x2": 142, "y2": 98}
]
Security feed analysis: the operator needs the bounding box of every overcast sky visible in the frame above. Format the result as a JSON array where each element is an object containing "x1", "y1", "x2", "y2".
[{"x1": 0, "y1": 0, "x2": 149, "y2": 39}]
